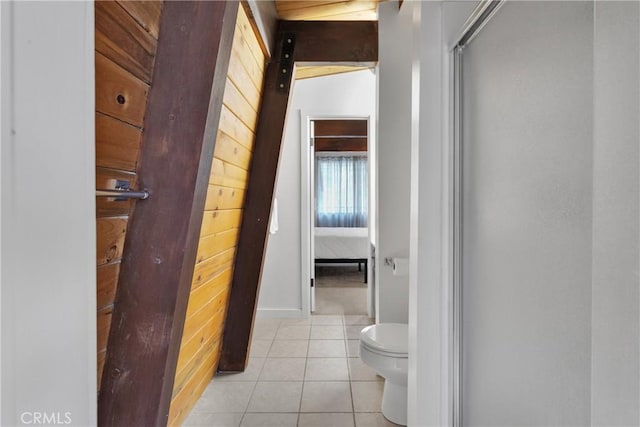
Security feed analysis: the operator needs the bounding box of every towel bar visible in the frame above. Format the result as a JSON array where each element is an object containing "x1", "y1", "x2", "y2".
[
  {"x1": 96, "y1": 178, "x2": 149, "y2": 201},
  {"x1": 95, "y1": 189, "x2": 149, "y2": 200}
]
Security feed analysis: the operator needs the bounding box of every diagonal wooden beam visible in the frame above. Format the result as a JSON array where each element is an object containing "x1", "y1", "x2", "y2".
[
  {"x1": 98, "y1": 2, "x2": 238, "y2": 425},
  {"x1": 219, "y1": 20, "x2": 378, "y2": 372}
]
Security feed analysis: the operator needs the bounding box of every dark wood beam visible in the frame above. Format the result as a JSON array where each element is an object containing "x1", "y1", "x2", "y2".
[
  {"x1": 219, "y1": 20, "x2": 378, "y2": 372},
  {"x1": 315, "y1": 137, "x2": 368, "y2": 152},
  {"x1": 314, "y1": 119, "x2": 368, "y2": 137},
  {"x1": 217, "y1": 22, "x2": 294, "y2": 373},
  {"x1": 280, "y1": 20, "x2": 378, "y2": 63},
  {"x1": 98, "y1": 2, "x2": 238, "y2": 426}
]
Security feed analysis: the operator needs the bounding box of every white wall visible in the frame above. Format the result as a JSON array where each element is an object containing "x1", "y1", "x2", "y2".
[
  {"x1": 258, "y1": 70, "x2": 376, "y2": 316},
  {"x1": 460, "y1": 3, "x2": 594, "y2": 423},
  {"x1": 1, "y1": 2, "x2": 96, "y2": 425},
  {"x1": 402, "y1": 1, "x2": 640, "y2": 425},
  {"x1": 1, "y1": 4, "x2": 4, "y2": 423},
  {"x1": 377, "y1": 1, "x2": 414, "y2": 324},
  {"x1": 402, "y1": 2, "x2": 480, "y2": 424},
  {"x1": 591, "y1": 2, "x2": 640, "y2": 424}
]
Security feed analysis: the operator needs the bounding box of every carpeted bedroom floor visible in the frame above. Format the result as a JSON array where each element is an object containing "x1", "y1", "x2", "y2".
[{"x1": 314, "y1": 266, "x2": 367, "y2": 315}]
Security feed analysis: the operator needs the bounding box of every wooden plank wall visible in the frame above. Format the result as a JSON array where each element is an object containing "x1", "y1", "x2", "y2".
[
  {"x1": 219, "y1": 20, "x2": 377, "y2": 372},
  {"x1": 95, "y1": 1, "x2": 163, "y2": 391},
  {"x1": 167, "y1": 5, "x2": 267, "y2": 425}
]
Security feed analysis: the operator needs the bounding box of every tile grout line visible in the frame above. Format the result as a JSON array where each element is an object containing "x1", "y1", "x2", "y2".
[
  {"x1": 193, "y1": 315, "x2": 378, "y2": 427},
  {"x1": 345, "y1": 314, "x2": 358, "y2": 427},
  {"x1": 296, "y1": 322, "x2": 312, "y2": 426},
  {"x1": 240, "y1": 334, "x2": 272, "y2": 426}
]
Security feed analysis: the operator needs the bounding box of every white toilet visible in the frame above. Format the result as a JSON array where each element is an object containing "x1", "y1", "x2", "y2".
[{"x1": 359, "y1": 323, "x2": 408, "y2": 426}]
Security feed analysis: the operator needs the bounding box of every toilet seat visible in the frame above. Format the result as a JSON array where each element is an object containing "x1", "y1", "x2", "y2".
[
  {"x1": 360, "y1": 323, "x2": 408, "y2": 358},
  {"x1": 359, "y1": 323, "x2": 409, "y2": 425}
]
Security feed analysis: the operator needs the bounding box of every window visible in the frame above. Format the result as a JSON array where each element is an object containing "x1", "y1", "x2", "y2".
[{"x1": 315, "y1": 155, "x2": 368, "y2": 227}]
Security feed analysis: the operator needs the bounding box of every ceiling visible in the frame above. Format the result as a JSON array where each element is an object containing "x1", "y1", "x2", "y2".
[
  {"x1": 273, "y1": 1, "x2": 381, "y2": 79},
  {"x1": 295, "y1": 64, "x2": 373, "y2": 80},
  {"x1": 275, "y1": 1, "x2": 380, "y2": 21}
]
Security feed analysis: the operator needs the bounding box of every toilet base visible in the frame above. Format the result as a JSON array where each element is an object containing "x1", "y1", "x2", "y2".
[{"x1": 381, "y1": 379, "x2": 407, "y2": 426}]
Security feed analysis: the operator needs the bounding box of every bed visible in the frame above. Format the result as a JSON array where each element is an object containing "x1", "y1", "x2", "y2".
[{"x1": 314, "y1": 227, "x2": 369, "y2": 282}]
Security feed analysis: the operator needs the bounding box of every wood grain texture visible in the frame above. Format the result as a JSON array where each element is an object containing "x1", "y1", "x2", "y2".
[
  {"x1": 218, "y1": 24, "x2": 294, "y2": 373},
  {"x1": 199, "y1": 210, "x2": 243, "y2": 237},
  {"x1": 276, "y1": 0, "x2": 379, "y2": 21},
  {"x1": 96, "y1": 217, "x2": 128, "y2": 266},
  {"x1": 228, "y1": 38, "x2": 263, "y2": 107},
  {"x1": 95, "y1": 1, "x2": 157, "y2": 83},
  {"x1": 95, "y1": 0, "x2": 163, "y2": 400},
  {"x1": 210, "y1": 158, "x2": 249, "y2": 189},
  {"x1": 96, "y1": 167, "x2": 138, "y2": 218},
  {"x1": 180, "y1": 288, "x2": 230, "y2": 352},
  {"x1": 280, "y1": 20, "x2": 378, "y2": 63},
  {"x1": 96, "y1": 52, "x2": 150, "y2": 127},
  {"x1": 276, "y1": 0, "x2": 346, "y2": 12},
  {"x1": 213, "y1": 131, "x2": 253, "y2": 170},
  {"x1": 97, "y1": 262, "x2": 121, "y2": 310},
  {"x1": 98, "y1": 350, "x2": 107, "y2": 390},
  {"x1": 118, "y1": 1, "x2": 163, "y2": 39},
  {"x1": 191, "y1": 248, "x2": 237, "y2": 290},
  {"x1": 98, "y1": 3, "x2": 238, "y2": 426},
  {"x1": 219, "y1": 19, "x2": 378, "y2": 372},
  {"x1": 296, "y1": 64, "x2": 372, "y2": 80},
  {"x1": 195, "y1": 229, "x2": 240, "y2": 264},
  {"x1": 95, "y1": 112, "x2": 142, "y2": 171},
  {"x1": 314, "y1": 119, "x2": 368, "y2": 136},
  {"x1": 184, "y1": 269, "x2": 234, "y2": 320},
  {"x1": 236, "y1": 3, "x2": 266, "y2": 70},
  {"x1": 219, "y1": 105, "x2": 256, "y2": 151},
  {"x1": 167, "y1": 340, "x2": 220, "y2": 426},
  {"x1": 315, "y1": 137, "x2": 368, "y2": 152},
  {"x1": 168, "y1": 6, "x2": 267, "y2": 424},
  {"x1": 97, "y1": 306, "x2": 114, "y2": 352},
  {"x1": 204, "y1": 185, "x2": 246, "y2": 211},
  {"x1": 223, "y1": 78, "x2": 258, "y2": 131},
  {"x1": 174, "y1": 332, "x2": 222, "y2": 396}
]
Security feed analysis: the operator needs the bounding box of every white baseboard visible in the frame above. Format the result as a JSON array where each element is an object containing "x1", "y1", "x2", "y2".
[{"x1": 256, "y1": 308, "x2": 305, "y2": 319}]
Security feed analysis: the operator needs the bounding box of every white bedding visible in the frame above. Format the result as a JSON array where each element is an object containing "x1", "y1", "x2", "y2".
[{"x1": 314, "y1": 227, "x2": 369, "y2": 259}]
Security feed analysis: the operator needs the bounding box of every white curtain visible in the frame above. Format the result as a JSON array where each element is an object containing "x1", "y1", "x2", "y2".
[{"x1": 315, "y1": 155, "x2": 368, "y2": 227}]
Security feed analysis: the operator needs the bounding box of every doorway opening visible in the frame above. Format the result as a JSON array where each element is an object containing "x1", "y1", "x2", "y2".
[
  {"x1": 313, "y1": 119, "x2": 369, "y2": 315},
  {"x1": 302, "y1": 116, "x2": 375, "y2": 318}
]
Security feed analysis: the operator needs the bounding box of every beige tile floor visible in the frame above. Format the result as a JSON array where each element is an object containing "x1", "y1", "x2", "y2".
[
  {"x1": 184, "y1": 315, "x2": 402, "y2": 427},
  {"x1": 314, "y1": 267, "x2": 368, "y2": 315}
]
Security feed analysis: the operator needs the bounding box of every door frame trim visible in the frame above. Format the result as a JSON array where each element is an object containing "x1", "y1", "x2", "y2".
[
  {"x1": 449, "y1": 2, "x2": 505, "y2": 425},
  {"x1": 300, "y1": 111, "x2": 375, "y2": 319}
]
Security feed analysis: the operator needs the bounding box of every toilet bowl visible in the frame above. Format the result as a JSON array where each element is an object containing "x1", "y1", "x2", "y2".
[{"x1": 359, "y1": 323, "x2": 408, "y2": 426}]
